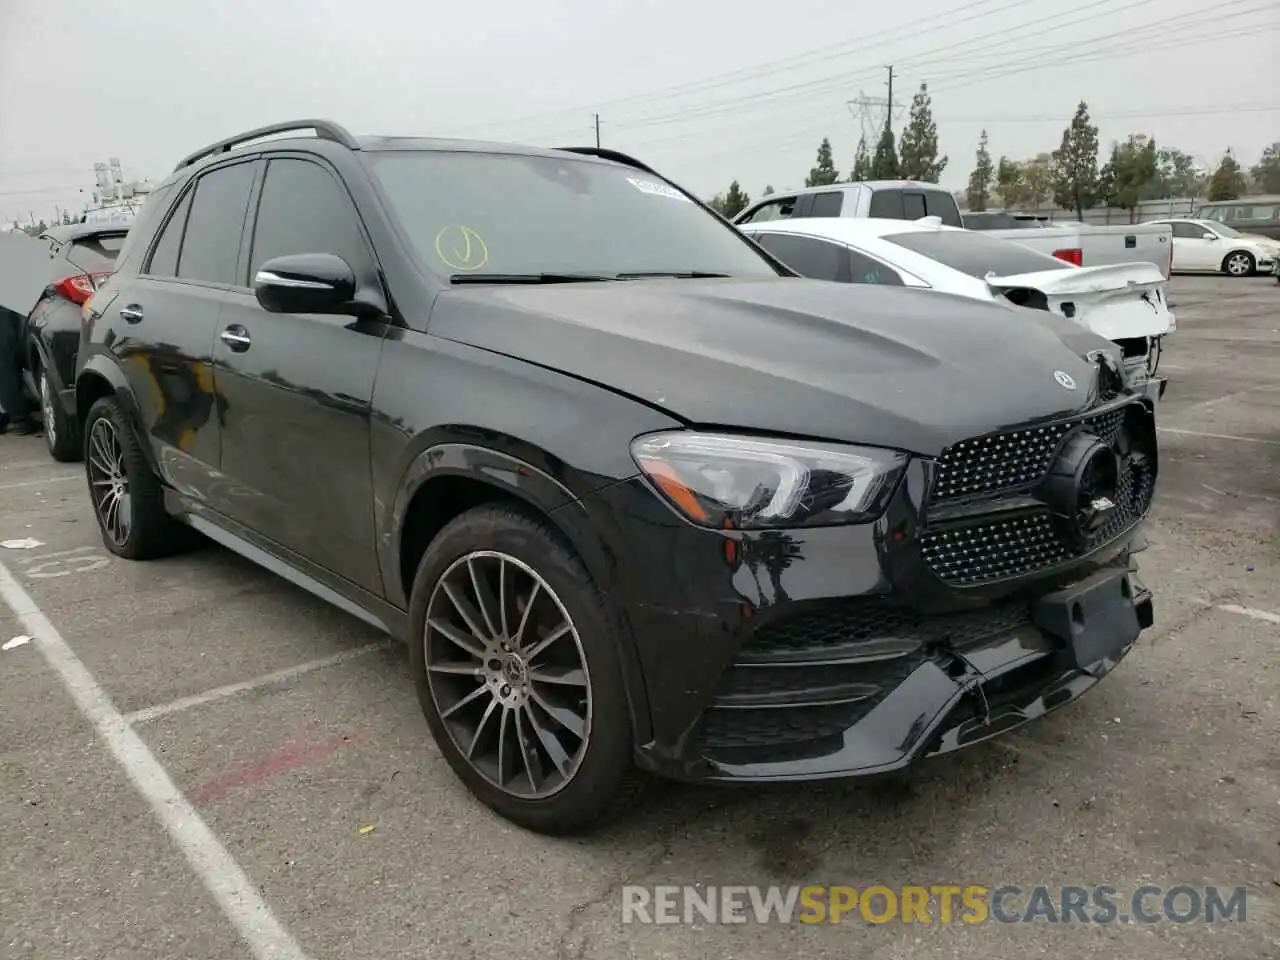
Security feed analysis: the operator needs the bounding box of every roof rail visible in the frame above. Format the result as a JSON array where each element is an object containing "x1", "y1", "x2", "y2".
[{"x1": 174, "y1": 119, "x2": 359, "y2": 172}]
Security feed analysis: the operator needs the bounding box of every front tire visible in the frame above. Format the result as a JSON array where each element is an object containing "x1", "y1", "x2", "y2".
[
  {"x1": 83, "y1": 396, "x2": 190, "y2": 560},
  {"x1": 40, "y1": 366, "x2": 80, "y2": 462},
  {"x1": 1222, "y1": 251, "x2": 1255, "y2": 277},
  {"x1": 409, "y1": 504, "x2": 645, "y2": 834}
]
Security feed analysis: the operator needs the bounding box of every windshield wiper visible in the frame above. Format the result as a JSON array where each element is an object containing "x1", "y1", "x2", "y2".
[
  {"x1": 449, "y1": 272, "x2": 616, "y2": 284},
  {"x1": 614, "y1": 271, "x2": 732, "y2": 279}
]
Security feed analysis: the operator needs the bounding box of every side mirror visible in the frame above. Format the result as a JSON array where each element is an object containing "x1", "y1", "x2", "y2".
[
  {"x1": 1202, "y1": 232, "x2": 1218, "y2": 241},
  {"x1": 253, "y1": 253, "x2": 356, "y2": 315}
]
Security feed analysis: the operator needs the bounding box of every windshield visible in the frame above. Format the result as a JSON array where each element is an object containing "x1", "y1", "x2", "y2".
[
  {"x1": 368, "y1": 151, "x2": 782, "y2": 280},
  {"x1": 882, "y1": 229, "x2": 1073, "y2": 278},
  {"x1": 1204, "y1": 221, "x2": 1242, "y2": 238}
]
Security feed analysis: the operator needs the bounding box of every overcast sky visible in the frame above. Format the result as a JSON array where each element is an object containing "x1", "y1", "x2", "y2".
[{"x1": 1, "y1": 0, "x2": 1276, "y2": 223}]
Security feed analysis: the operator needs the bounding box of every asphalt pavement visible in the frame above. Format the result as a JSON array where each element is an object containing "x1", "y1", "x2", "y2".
[{"x1": 1, "y1": 274, "x2": 1277, "y2": 960}]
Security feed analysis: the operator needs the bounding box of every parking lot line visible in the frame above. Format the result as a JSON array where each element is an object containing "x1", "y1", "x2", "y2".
[
  {"x1": 0, "y1": 474, "x2": 82, "y2": 492},
  {"x1": 125, "y1": 640, "x2": 391, "y2": 725},
  {"x1": 0, "y1": 558, "x2": 313, "y2": 960},
  {"x1": 1157, "y1": 426, "x2": 1280, "y2": 447},
  {"x1": 1217, "y1": 603, "x2": 1280, "y2": 626}
]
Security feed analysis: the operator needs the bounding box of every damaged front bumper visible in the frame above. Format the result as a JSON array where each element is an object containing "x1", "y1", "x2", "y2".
[{"x1": 636, "y1": 563, "x2": 1153, "y2": 784}]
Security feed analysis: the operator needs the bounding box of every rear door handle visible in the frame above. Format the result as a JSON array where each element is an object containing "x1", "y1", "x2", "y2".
[
  {"x1": 119, "y1": 304, "x2": 143, "y2": 323},
  {"x1": 219, "y1": 325, "x2": 251, "y2": 352}
]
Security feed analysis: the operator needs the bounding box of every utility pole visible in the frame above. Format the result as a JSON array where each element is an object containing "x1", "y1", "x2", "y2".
[
  {"x1": 594, "y1": 113, "x2": 601, "y2": 149},
  {"x1": 885, "y1": 65, "x2": 894, "y2": 134}
]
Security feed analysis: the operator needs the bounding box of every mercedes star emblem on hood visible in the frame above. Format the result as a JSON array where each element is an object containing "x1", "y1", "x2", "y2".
[{"x1": 1054, "y1": 370, "x2": 1077, "y2": 390}]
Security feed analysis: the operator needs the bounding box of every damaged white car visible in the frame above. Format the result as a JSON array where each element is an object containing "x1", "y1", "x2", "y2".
[{"x1": 738, "y1": 216, "x2": 1173, "y2": 390}]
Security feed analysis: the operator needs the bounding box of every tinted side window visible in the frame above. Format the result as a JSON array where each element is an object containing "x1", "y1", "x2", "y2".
[
  {"x1": 146, "y1": 190, "x2": 193, "y2": 278},
  {"x1": 1172, "y1": 222, "x2": 1204, "y2": 239},
  {"x1": 753, "y1": 233, "x2": 843, "y2": 281},
  {"x1": 923, "y1": 191, "x2": 964, "y2": 227},
  {"x1": 868, "y1": 190, "x2": 905, "y2": 219},
  {"x1": 249, "y1": 159, "x2": 370, "y2": 280},
  {"x1": 177, "y1": 162, "x2": 257, "y2": 285},
  {"x1": 741, "y1": 197, "x2": 798, "y2": 223},
  {"x1": 902, "y1": 193, "x2": 927, "y2": 219},
  {"x1": 846, "y1": 250, "x2": 905, "y2": 285},
  {"x1": 809, "y1": 192, "x2": 844, "y2": 217},
  {"x1": 882, "y1": 229, "x2": 1072, "y2": 278}
]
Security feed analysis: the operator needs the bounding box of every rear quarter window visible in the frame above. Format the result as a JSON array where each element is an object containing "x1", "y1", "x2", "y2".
[
  {"x1": 67, "y1": 233, "x2": 127, "y2": 272},
  {"x1": 883, "y1": 229, "x2": 1071, "y2": 278}
]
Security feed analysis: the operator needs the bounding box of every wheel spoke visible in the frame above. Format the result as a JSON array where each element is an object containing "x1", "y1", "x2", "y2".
[
  {"x1": 467, "y1": 698, "x2": 500, "y2": 759},
  {"x1": 513, "y1": 705, "x2": 542, "y2": 793},
  {"x1": 442, "y1": 581, "x2": 491, "y2": 643},
  {"x1": 496, "y1": 705, "x2": 512, "y2": 786},
  {"x1": 427, "y1": 661, "x2": 481, "y2": 676},
  {"x1": 513, "y1": 581, "x2": 541, "y2": 647},
  {"x1": 427, "y1": 617, "x2": 487, "y2": 659},
  {"x1": 467, "y1": 557, "x2": 501, "y2": 640},
  {"x1": 498, "y1": 560, "x2": 510, "y2": 639},
  {"x1": 523, "y1": 702, "x2": 573, "y2": 777},
  {"x1": 440, "y1": 683, "x2": 490, "y2": 720},
  {"x1": 529, "y1": 686, "x2": 586, "y2": 739},
  {"x1": 521, "y1": 622, "x2": 572, "y2": 663},
  {"x1": 530, "y1": 664, "x2": 587, "y2": 687}
]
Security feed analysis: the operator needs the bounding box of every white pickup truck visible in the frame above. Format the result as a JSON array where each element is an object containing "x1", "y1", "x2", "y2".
[
  {"x1": 962, "y1": 211, "x2": 1174, "y2": 278},
  {"x1": 732, "y1": 183, "x2": 1173, "y2": 277}
]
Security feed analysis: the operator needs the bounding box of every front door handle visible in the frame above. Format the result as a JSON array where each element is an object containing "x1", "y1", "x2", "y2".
[
  {"x1": 119, "y1": 304, "x2": 143, "y2": 324},
  {"x1": 219, "y1": 325, "x2": 251, "y2": 352}
]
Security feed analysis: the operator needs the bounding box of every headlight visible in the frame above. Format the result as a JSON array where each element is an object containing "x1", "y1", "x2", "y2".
[{"x1": 630, "y1": 431, "x2": 907, "y2": 529}]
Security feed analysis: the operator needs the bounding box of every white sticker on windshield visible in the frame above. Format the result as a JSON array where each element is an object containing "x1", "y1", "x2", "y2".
[{"x1": 627, "y1": 177, "x2": 692, "y2": 203}]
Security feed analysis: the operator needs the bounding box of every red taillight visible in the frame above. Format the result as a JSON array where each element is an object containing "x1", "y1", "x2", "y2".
[
  {"x1": 1052, "y1": 248, "x2": 1083, "y2": 266},
  {"x1": 53, "y1": 271, "x2": 111, "y2": 305}
]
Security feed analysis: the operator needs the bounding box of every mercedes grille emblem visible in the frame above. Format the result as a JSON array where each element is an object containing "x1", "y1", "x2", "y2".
[{"x1": 1054, "y1": 370, "x2": 1077, "y2": 390}]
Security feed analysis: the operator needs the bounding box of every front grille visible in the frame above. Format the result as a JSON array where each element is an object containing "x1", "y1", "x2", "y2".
[
  {"x1": 933, "y1": 405, "x2": 1127, "y2": 502},
  {"x1": 923, "y1": 400, "x2": 1156, "y2": 587}
]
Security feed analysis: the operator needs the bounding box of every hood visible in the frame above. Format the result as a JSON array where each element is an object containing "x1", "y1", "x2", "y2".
[
  {"x1": 427, "y1": 277, "x2": 1125, "y2": 457},
  {"x1": 1242, "y1": 233, "x2": 1280, "y2": 251},
  {"x1": 985, "y1": 262, "x2": 1173, "y2": 340}
]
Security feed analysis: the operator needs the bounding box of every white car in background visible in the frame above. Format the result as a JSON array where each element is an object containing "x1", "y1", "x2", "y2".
[
  {"x1": 1148, "y1": 218, "x2": 1279, "y2": 277},
  {"x1": 738, "y1": 216, "x2": 1174, "y2": 385}
]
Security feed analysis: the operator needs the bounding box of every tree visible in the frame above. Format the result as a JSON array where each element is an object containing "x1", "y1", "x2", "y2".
[
  {"x1": 966, "y1": 130, "x2": 994, "y2": 211},
  {"x1": 898, "y1": 83, "x2": 947, "y2": 182},
  {"x1": 1148, "y1": 147, "x2": 1203, "y2": 199},
  {"x1": 870, "y1": 128, "x2": 899, "y2": 179},
  {"x1": 762, "y1": 184, "x2": 775, "y2": 196},
  {"x1": 1050, "y1": 101, "x2": 1100, "y2": 219},
  {"x1": 1104, "y1": 134, "x2": 1159, "y2": 220},
  {"x1": 1207, "y1": 149, "x2": 1248, "y2": 201},
  {"x1": 806, "y1": 137, "x2": 840, "y2": 187},
  {"x1": 995, "y1": 157, "x2": 1027, "y2": 208},
  {"x1": 850, "y1": 137, "x2": 871, "y2": 181},
  {"x1": 1023, "y1": 153, "x2": 1052, "y2": 211},
  {"x1": 720, "y1": 180, "x2": 750, "y2": 219},
  {"x1": 1250, "y1": 142, "x2": 1280, "y2": 194}
]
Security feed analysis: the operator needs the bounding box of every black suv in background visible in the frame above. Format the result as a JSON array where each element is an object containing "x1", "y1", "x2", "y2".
[{"x1": 76, "y1": 120, "x2": 1159, "y2": 834}]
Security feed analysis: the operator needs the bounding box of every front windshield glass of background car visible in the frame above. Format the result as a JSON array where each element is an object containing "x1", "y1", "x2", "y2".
[{"x1": 368, "y1": 151, "x2": 783, "y2": 280}]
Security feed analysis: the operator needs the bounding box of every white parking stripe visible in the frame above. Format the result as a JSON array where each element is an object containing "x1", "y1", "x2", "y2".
[
  {"x1": 1217, "y1": 603, "x2": 1280, "y2": 626},
  {"x1": 126, "y1": 640, "x2": 390, "y2": 725},
  {"x1": 1157, "y1": 427, "x2": 1280, "y2": 447},
  {"x1": 0, "y1": 474, "x2": 82, "y2": 492},
  {"x1": 0, "y1": 559, "x2": 312, "y2": 960}
]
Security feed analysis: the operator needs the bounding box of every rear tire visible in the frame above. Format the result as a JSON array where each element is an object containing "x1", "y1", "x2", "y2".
[
  {"x1": 83, "y1": 396, "x2": 191, "y2": 560},
  {"x1": 408, "y1": 504, "x2": 646, "y2": 835},
  {"x1": 40, "y1": 366, "x2": 81, "y2": 462},
  {"x1": 1222, "y1": 251, "x2": 1255, "y2": 277}
]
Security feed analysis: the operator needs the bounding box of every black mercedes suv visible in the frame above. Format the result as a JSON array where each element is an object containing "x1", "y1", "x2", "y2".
[{"x1": 75, "y1": 120, "x2": 1159, "y2": 834}]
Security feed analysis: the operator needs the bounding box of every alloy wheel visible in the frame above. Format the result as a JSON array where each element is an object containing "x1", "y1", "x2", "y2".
[
  {"x1": 1226, "y1": 253, "x2": 1251, "y2": 276},
  {"x1": 40, "y1": 371, "x2": 56, "y2": 448},
  {"x1": 424, "y1": 551, "x2": 592, "y2": 799},
  {"x1": 86, "y1": 418, "x2": 132, "y2": 546}
]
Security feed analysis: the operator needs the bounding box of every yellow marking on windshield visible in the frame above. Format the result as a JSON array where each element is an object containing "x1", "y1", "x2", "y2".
[{"x1": 435, "y1": 225, "x2": 489, "y2": 272}]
